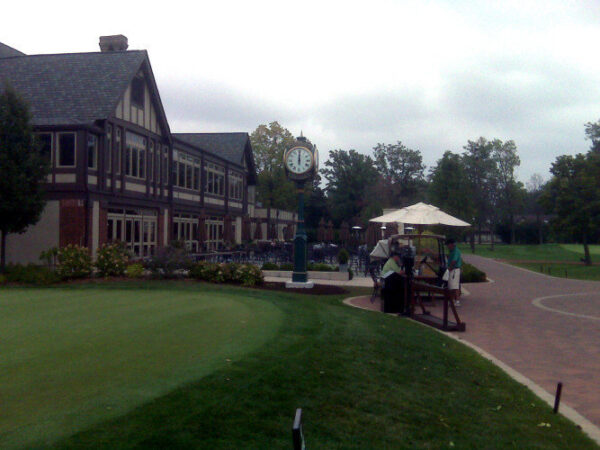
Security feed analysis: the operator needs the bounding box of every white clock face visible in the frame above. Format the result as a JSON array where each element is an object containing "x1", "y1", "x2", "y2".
[{"x1": 286, "y1": 147, "x2": 313, "y2": 174}]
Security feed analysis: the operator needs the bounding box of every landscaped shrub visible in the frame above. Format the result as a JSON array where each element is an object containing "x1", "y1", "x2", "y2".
[
  {"x1": 307, "y1": 263, "x2": 335, "y2": 272},
  {"x1": 56, "y1": 245, "x2": 92, "y2": 280},
  {"x1": 461, "y1": 263, "x2": 487, "y2": 283},
  {"x1": 125, "y1": 263, "x2": 144, "y2": 279},
  {"x1": 190, "y1": 262, "x2": 263, "y2": 286},
  {"x1": 261, "y1": 262, "x2": 278, "y2": 270},
  {"x1": 337, "y1": 248, "x2": 349, "y2": 265},
  {"x1": 39, "y1": 247, "x2": 59, "y2": 268},
  {"x1": 95, "y1": 242, "x2": 129, "y2": 277},
  {"x1": 237, "y1": 264, "x2": 263, "y2": 286},
  {"x1": 144, "y1": 244, "x2": 192, "y2": 278},
  {"x1": 279, "y1": 262, "x2": 293, "y2": 271},
  {"x1": 0, "y1": 274, "x2": 6, "y2": 285},
  {"x1": 4, "y1": 264, "x2": 60, "y2": 285}
]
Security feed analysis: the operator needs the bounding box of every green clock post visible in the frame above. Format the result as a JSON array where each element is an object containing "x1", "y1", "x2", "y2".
[{"x1": 283, "y1": 134, "x2": 318, "y2": 289}]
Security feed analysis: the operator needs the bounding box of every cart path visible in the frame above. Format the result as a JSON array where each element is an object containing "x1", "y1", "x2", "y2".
[
  {"x1": 349, "y1": 255, "x2": 600, "y2": 428},
  {"x1": 450, "y1": 255, "x2": 600, "y2": 427}
]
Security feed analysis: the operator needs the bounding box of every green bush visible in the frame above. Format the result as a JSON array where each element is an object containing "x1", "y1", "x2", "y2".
[
  {"x1": 307, "y1": 263, "x2": 335, "y2": 272},
  {"x1": 125, "y1": 263, "x2": 144, "y2": 279},
  {"x1": 337, "y1": 248, "x2": 350, "y2": 265},
  {"x1": 144, "y1": 244, "x2": 192, "y2": 279},
  {"x1": 4, "y1": 264, "x2": 60, "y2": 285},
  {"x1": 56, "y1": 245, "x2": 92, "y2": 280},
  {"x1": 348, "y1": 268, "x2": 354, "y2": 280},
  {"x1": 279, "y1": 262, "x2": 293, "y2": 271},
  {"x1": 0, "y1": 274, "x2": 6, "y2": 285},
  {"x1": 95, "y1": 242, "x2": 129, "y2": 277},
  {"x1": 261, "y1": 262, "x2": 279, "y2": 270},
  {"x1": 460, "y1": 263, "x2": 487, "y2": 283},
  {"x1": 190, "y1": 262, "x2": 263, "y2": 286},
  {"x1": 39, "y1": 247, "x2": 59, "y2": 268}
]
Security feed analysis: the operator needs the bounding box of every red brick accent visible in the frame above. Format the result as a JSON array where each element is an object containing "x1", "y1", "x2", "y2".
[
  {"x1": 59, "y1": 199, "x2": 86, "y2": 247},
  {"x1": 98, "y1": 207, "x2": 108, "y2": 247}
]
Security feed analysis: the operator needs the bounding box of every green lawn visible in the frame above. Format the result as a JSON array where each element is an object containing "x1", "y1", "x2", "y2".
[
  {"x1": 458, "y1": 243, "x2": 589, "y2": 262},
  {"x1": 458, "y1": 243, "x2": 600, "y2": 280},
  {"x1": 516, "y1": 263, "x2": 600, "y2": 280},
  {"x1": 0, "y1": 282, "x2": 596, "y2": 449}
]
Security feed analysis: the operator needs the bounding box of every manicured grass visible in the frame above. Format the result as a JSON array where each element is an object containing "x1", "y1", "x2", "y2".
[
  {"x1": 517, "y1": 262, "x2": 600, "y2": 281},
  {"x1": 1, "y1": 282, "x2": 596, "y2": 448},
  {"x1": 0, "y1": 283, "x2": 283, "y2": 449},
  {"x1": 458, "y1": 243, "x2": 588, "y2": 262},
  {"x1": 560, "y1": 244, "x2": 600, "y2": 256}
]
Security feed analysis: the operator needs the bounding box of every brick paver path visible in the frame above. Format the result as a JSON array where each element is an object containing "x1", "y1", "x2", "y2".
[{"x1": 349, "y1": 254, "x2": 600, "y2": 426}]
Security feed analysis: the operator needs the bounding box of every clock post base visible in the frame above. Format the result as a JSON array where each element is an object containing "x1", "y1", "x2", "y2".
[{"x1": 286, "y1": 280, "x2": 315, "y2": 289}]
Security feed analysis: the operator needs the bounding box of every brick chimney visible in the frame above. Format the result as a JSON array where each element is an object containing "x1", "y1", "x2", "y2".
[{"x1": 99, "y1": 35, "x2": 128, "y2": 52}]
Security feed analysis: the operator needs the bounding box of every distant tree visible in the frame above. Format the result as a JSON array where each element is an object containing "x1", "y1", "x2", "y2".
[
  {"x1": 526, "y1": 173, "x2": 546, "y2": 244},
  {"x1": 542, "y1": 153, "x2": 600, "y2": 265},
  {"x1": 461, "y1": 137, "x2": 498, "y2": 245},
  {"x1": 373, "y1": 141, "x2": 425, "y2": 206},
  {"x1": 250, "y1": 122, "x2": 297, "y2": 210},
  {"x1": 584, "y1": 119, "x2": 600, "y2": 153},
  {"x1": 321, "y1": 149, "x2": 379, "y2": 226},
  {"x1": 0, "y1": 85, "x2": 50, "y2": 269},
  {"x1": 492, "y1": 139, "x2": 523, "y2": 244},
  {"x1": 428, "y1": 151, "x2": 473, "y2": 221}
]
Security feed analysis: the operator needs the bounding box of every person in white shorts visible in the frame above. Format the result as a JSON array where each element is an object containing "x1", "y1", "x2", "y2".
[{"x1": 445, "y1": 238, "x2": 462, "y2": 306}]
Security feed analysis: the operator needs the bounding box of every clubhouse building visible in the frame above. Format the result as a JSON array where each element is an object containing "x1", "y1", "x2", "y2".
[{"x1": 0, "y1": 36, "x2": 296, "y2": 263}]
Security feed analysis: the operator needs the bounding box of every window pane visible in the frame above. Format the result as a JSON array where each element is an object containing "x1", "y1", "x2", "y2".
[
  {"x1": 194, "y1": 167, "x2": 200, "y2": 190},
  {"x1": 37, "y1": 133, "x2": 52, "y2": 162},
  {"x1": 58, "y1": 133, "x2": 75, "y2": 166},
  {"x1": 87, "y1": 135, "x2": 97, "y2": 169},
  {"x1": 132, "y1": 147, "x2": 138, "y2": 177},
  {"x1": 139, "y1": 149, "x2": 146, "y2": 179},
  {"x1": 178, "y1": 162, "x2": 185, "y2": 187},
  {"x1": 186, "y1": 164, "x2": 192, "y2": 189}
]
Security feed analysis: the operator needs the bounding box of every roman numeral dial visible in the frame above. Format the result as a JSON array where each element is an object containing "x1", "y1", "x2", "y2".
[{"x1": 285, "y1": 146, "x2": 313, "y2": 175}]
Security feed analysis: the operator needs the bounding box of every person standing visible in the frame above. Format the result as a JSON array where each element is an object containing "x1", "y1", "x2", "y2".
[{"x1": 446, "y1": 238, "x2": 462, "y2": 306}]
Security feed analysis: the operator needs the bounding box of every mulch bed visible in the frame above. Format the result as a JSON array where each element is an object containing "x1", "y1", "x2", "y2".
[{"x1": 3, "y1": 277, "x2": 348, "y2": 295}]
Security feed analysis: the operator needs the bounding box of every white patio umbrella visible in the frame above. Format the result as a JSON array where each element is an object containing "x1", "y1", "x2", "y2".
[{"x1": 370, "y1": 202, "x2": 470, "y2": 227}]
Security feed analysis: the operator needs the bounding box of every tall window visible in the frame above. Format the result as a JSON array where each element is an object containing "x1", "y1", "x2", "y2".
[
  {"x1": 162, "y1": 146, "x2": 169, "y2": 186},
  {"x1": 116, "y1": 128, "x2": 122, "y2": 174},
  {"x1": 107, "y1": 125, "x2": 112, "y2": 174},
  {"x1": 204, "y1": 162, "x2": 225, "y2": 196},
  {"x1": 131, "y1": 76, "x2": 145, "y2": 108},
  {"x1": 173, "y1": 151, "x2": 201, "y2": 190},
  {"x1": 57, "y1": 132, "x2": 76, "y2": 167},
  {"x1": 107, "y1": 208, "x2": 157, "y2": 257},
  {"x1": 87, "y1": 135, "x2": 98, "y2": 169},
  {"x1": 229, "y1": 171, "x2": 243, "y2": 200},
  {"x1": 36, "y1": 133, "x2": 52, "y2": 163},
  {"x1": 149, "y1": 140, "x2": 154, "y2": 181},
  {"x1": 173, "y1": 214, "x2": 199, "y2": 252},
  {"x1": 125, "y1": 132, "x2": 147, "y2": 179},
  {"x1": 205, "y1": 216, "x2": 224, "y2": 251}
]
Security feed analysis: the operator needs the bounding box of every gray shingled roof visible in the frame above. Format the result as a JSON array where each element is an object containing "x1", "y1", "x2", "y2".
[
  {"x1": 0, "y1": 50, "x2": 147, "y2": 125},
  {"x1": 0, "y1": 42, "x2": 25, "y2": 58},
  {"x1": 173, "y1": 133, "x2": 250, "y2": 165}
]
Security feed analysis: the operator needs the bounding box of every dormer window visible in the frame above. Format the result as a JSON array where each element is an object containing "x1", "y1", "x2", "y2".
[{"x1": 131, "y1": 76, "x2": 145, "y2": 108}]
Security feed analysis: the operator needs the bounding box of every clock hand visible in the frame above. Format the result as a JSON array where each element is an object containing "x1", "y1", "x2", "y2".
[{"x1": 297, "y1": 152, "x2": 301, "y2": 165}]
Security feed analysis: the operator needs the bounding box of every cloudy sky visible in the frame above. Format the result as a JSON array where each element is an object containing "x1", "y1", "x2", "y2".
[{"x1": 4, "y1": 0, "x2": 600, "y2": 182}]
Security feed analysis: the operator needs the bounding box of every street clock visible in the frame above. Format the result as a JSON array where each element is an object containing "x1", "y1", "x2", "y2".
[
  {"x1": 283, "y1": 136, "x2": 318, "y2": 181},
  {"x1": 284, "y1": 134, "x2": 317, "y2": 288}
]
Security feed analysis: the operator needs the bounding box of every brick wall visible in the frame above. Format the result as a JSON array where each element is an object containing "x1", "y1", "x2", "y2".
[{"x1": 59, "y1": 199, "x2": 86, "y2": 247}]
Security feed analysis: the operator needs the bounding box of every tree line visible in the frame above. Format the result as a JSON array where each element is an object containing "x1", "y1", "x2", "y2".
[{"x1": 251, "y1": 120, "x2": 600, "y2": 263}]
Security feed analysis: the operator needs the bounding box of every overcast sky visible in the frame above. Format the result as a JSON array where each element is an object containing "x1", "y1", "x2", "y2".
[{"x1": 4, "y1": 0, "x2": 600, "y2": 182}]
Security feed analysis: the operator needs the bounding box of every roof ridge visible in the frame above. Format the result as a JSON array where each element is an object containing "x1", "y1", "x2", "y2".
[{"x1": 10, "y1": 50, "x2": 147, "y2": 58}]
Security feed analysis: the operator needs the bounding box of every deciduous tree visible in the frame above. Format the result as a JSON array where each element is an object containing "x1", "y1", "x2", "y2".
[{"x1": 0, "y1": 85, "x2": 50, "y2": 269}]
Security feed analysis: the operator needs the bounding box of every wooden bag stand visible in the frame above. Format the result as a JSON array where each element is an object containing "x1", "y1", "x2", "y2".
[{"x1": 407, "y1": 275, "x2": 466, "y2": 332}]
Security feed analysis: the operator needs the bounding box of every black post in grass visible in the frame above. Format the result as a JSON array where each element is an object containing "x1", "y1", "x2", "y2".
[
  {"x1": 553, "y1": 382, "x2": 563, "y2": 414},
  {"x1": 292, "y1": 408, "x2": 305, "y2": 449}
]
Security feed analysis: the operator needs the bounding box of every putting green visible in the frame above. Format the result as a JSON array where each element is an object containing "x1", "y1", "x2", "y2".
[{"x1": 0, "y1": 287, "x2": 283, "y2": 449}]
